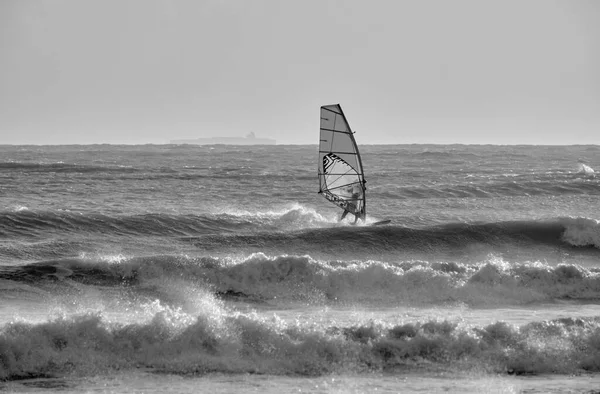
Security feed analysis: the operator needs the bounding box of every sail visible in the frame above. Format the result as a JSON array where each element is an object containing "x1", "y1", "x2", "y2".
[{"x1": 318, "y1": 104, "x2": 366, "y2": 219}]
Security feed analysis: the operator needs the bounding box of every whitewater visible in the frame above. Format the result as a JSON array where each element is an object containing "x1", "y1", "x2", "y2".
[{"x1": 1, "y1": 144, "x2": 600, "y2": 393}]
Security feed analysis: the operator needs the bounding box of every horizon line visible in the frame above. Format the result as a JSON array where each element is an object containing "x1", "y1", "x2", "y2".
[{"x1": 1, "y1": 142, "x2": 599, "y2": 147}]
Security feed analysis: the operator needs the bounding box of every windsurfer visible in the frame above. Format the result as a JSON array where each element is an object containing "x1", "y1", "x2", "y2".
[{"x1": 339, "y1": 183, "x2": 362, "y2": 223}]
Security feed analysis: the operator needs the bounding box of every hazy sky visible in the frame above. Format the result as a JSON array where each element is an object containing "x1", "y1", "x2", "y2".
[{"x1": 1, "y1": 0, "x2": 599, "y2": 144}]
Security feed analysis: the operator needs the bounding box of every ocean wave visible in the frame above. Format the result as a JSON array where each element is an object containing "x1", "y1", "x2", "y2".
[
  {"x1": 378, "y1": 179, "x2": 600, "y2": 199},
  {"x1": 0, "y1": 210, "x2": 254, "y2": 239},
  {"x1": 2, "y1": 308, "x2": 600, "y2": 380},
  {"x1": 4, "y1": 253, "x2": 600, "y2": 307},
  {"x1": 0, "y1": 160, "x2": 315, "y2": 180},
  {"x1": 560, "y1": 217, "x2": 600, "y2": 248},
  {"x1": 2, "y1": 210, "x2": 599, "y2": 253},
  {"x1": 202, "y1": 254, "x2": 600, "y2": 306},
  {"x1": 0, "y1": 239, "x2": 85, "y2": 262},
  {"x1": 578, "y1": 162, "x2": 596, "y2": 175},
  {"x1": 215, "y1": 204, "x2": 330, "y2": 227},
  {"x1": 0, "y1": 205, "x2": 335, "y2": 241},
  {"x1": 0, "y1": 161, "x2": 140, "y2": 174},
  {"x1": 193, "y1": 217, "x2": 600, "y2": 252}
]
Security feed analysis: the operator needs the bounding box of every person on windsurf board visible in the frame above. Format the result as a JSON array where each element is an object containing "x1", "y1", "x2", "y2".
[
  {"x1": 339, "y1": 183, "x2": 364, "y2": 224},
  {"x1": 318, "y1": 104, "x2": 388, "y2": 226}
]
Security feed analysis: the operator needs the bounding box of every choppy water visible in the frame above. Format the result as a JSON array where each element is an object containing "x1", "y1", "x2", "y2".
[{"x1": 1, "y1": 144, "x2": 600, "y2": 393}]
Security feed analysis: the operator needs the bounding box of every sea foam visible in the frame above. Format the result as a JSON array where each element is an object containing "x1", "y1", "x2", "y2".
[
  {"x1": 560, "y1": 217, "x2": 600, "y2": 248},
  {"x1": 2, "y1": 310, "x2": 600, "y2": 380}
]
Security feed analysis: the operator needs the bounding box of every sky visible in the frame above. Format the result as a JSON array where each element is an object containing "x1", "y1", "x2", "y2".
[{"x1": 1, "y1": 0, "x2": 599, "y2": 145}]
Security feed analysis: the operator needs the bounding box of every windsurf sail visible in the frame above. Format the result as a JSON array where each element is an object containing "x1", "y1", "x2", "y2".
[{"x1": 318, "y1": 104, "x2": 366, "y2": 220}]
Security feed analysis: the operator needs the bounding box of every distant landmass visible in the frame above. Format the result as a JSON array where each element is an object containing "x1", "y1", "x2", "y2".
[{"x1": 171, "y1": 132, "x2": 276, "y2": 145}]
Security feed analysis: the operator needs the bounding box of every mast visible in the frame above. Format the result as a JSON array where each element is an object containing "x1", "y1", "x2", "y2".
[{"x1": 337, "y1": 104, "x2": 366, "y2": 219}]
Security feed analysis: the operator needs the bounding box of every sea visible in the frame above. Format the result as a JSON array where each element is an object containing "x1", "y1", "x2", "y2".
[{"x1": 1, "y1": 144, "x2": 599, "y2": 393}]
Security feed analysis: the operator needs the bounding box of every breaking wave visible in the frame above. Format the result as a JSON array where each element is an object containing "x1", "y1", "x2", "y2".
[
  {"x1": 578, "y1": 162, "x2": 596, "y2": 176},
  {"x1": 2, "y1": 307, "x2": 600, "y2": 380},
  {"x1": 3, "y1": 253, "x2": 600, "y2": 307}
]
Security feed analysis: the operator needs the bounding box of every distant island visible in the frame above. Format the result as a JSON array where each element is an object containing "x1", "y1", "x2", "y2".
[{"x1": 171, "y1": 132, "x2": 276, "y2": 145}]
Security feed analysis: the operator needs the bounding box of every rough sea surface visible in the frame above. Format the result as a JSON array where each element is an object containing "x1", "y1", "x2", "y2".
[{"x1": 1, "y1": 144, "x2": 599, "y2": 393}]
